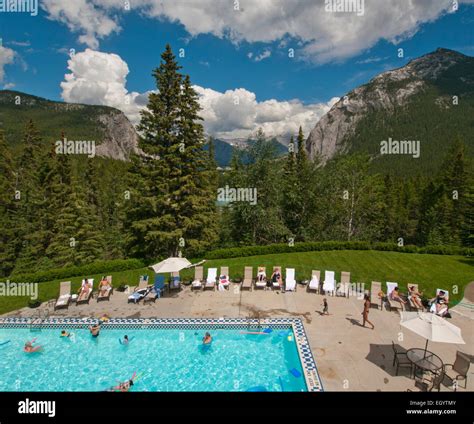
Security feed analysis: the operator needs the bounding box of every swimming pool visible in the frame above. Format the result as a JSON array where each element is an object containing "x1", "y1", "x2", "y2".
[{"x1": 0, "y1": 318, "x2": 322, "y2": 392}]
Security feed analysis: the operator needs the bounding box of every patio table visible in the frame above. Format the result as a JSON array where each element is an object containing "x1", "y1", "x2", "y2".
[{"x1": 406, "y1": 348, "x2": 444, "y2": 377}]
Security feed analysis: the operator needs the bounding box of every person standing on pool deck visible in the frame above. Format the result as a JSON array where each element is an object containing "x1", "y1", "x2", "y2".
[
  {"x1": 202, "y1": 332, "x2": 212, "y2": 344},
  {"x1": 322, "y1": 298, "x2": 329, "y2": 315},
  {"x1": 89, "y1": 324, "x2": 100, "y2": 338},
  {"x1": 362, "y1": 294, "x2": 375, "y2": 329}
]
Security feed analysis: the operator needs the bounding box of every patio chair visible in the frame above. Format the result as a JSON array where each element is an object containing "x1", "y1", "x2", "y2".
[
  {"x1": 204, "y1": 268, "x2": 217, "y2": 291},
  {"x1": 191, "y1": 266, "x2": 204, "y2": 290},
  {"x1": 128, "y1": 287, "x2": 150, "y2": 304},
  {"x1": 242, "y1": 267, "x2": 253, "y2": 291},
  {"x1": 272, "y1": 266, "x2": 283, "y2": 290},
  {"x1": 97, "y1": 276, "x2": 113, "y2": 302},
  {"x1": 134, "y1": 275, "x2": 149, "y2": 292},
  {"x1": 370, "y1": 281, "x2": 382, "y2": 310},
  {"x1": 76, "y1": 279, "x2": 94, "y2": 305},
  {"x1": 255, "y1": 267, "x2": 267, "y2": 290},
  {"x1": 285, "y1": 268, "x2": 296, "y2": 292},
  {"x1": 170, "y1": 272, "x2": 181, "y2": 292},
  {"x1": 407, "y1": 283, "x2": 423, "y2": 311},
  {"x1": 444, "y1": 351, "x2": 470, "y2": 390},
  {"x1": 144, "y1": 275, "x2": 166, "y2": 303},
  {"x1": 392, "y1": 341, "x2": 413, "y2": 377},
  {"x1": 386, "y1": 282, "x2": 404, "y2": 312},
  {"x1": 307, "y1": 270, "x2": 320, "y2": 293},
  {"x1": 54, "y1": 281, "x2": 72, "y2": 310},
  {"x1": 218, "y1": 267, "x2": 231, "y2": 290},
  {"x1": 322, "y1": 271, "x2": 335, "y2": 296},
  {"x1": 411, "y1": 369, "x2": 444, "y2": 392},
  {"x1": 336, "y1": 271, "x2": 350, "y2": 298}
]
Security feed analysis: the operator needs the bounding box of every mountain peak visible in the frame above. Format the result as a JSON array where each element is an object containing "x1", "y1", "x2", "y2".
[{"x1": 306, "y1": 48, "x2": 473, "y2": 167}]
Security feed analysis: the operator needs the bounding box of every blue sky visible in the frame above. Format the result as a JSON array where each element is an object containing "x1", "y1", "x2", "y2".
[{"x1": 0, "y1": 0, "x2": 473, "y2": 139}]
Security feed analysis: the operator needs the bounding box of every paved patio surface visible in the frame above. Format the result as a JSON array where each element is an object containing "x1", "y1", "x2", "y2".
[{"x1": 4, "y1": 284, "x2": 473, "y2": 392}]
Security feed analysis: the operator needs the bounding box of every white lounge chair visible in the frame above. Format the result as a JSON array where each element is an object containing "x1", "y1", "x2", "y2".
[
  {"x1": 336, "y1": 271, "x2": 350, "y2": 298},
  {"x1": 204, "y1": 268, "x2": 217, "y2": 290},
  {"x1": 322, "y1": 271, "x2": 335, "y2": 295},
  {"x1": 255, "y1": 267, "x2": 267, "y2": 290},
  {"x1": 55, "y1": 281, "x2": 72, "y2": 310},
  {"x1": 307, "y1": 270, "x2": 320, "y2": 293},
  {"x1": 272, "y1": 266, "x2": 283, "y2": 290},
  {"x1": 77, "y1": 279, "x2": 94, "y2": 305},
  {"x1": 430, "y1": 288, "x2": 449, "y2": 316},
  {"x1": 134, "y1": 275, "x2": 149, "y2": 292},
  {"x1": 218, "y1": 267, "x2": 230, "y2": 291},
  {"x1": 241, "y1": 267, "x2": 253, "y2": 291},
  {"x1": 386, "y1": 282, "x2": 404, "y2": 311},
  {"x1": 285, "y1": 268, "x2": 296, "y2": 291},
  {"x1": 370, "y1": 281, "x2": 382, "y2": 310},
  {"x1": 407, "y1": 284, "x2": 423, "y2": 311},
  {"x1": 192, "y1": 266, "x2": 204, "y2": 290}
]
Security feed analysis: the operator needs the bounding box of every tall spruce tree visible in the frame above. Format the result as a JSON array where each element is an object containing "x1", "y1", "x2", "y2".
[{"x1": 126, "y1": 45, "x2": 217, "y2": 259}]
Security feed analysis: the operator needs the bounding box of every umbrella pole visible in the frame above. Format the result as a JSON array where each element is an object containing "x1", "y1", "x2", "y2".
[{"x1": 424, "y1": 339, "x2": 429, "y2": 358}]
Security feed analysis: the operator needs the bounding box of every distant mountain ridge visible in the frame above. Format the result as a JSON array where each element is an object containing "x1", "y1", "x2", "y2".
[
  {"x1": 306, "y1": 48, "x2": 474, "y2": 174},
  {"x1": 0, "y1": 90, "x2": 139, "y2": 160}
]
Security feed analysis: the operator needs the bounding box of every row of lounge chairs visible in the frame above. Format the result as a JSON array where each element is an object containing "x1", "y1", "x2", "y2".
[{"x1": 55, "y1": 276, "x2": 113, "y2": 310}]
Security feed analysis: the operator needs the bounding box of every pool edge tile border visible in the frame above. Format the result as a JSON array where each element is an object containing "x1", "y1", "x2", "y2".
[{"x1": 0, "y1": 316, "x2": 323, "y2": 392}]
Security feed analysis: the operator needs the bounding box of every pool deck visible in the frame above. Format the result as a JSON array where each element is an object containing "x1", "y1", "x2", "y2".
[{"x1": 3, "y1": 285, "x2": 473, "y2": 392}]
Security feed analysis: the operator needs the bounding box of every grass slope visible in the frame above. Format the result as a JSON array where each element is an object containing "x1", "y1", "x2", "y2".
[{"x1": 1, "y1": 250, "x2": 472, "y2": 315}]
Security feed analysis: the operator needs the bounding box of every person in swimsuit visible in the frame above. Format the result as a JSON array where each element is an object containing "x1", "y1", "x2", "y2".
[
  {"x1": 362, "y1": 294, "x2": 375, "y2": 329},
  {"x1": 390, "y1": 287, "x2": 407, "y2": 304},
  {"x1": 89, "y1": 324, "x2": 100, "y2": 338},
  {"x1": 202, "y1": 332, "x2": 212, "y2": 345},
  {"x1": 322, "y1": 298, "x2": 329, "y2": 315},
  {"x1": 112, "y1": 373, "x2": 137, "y2": 392},
  {"x1": 98, "y1": 277, "x2": 111, "y2": 297},
  {"x1": 60, "y1": 330, "x2": 70, "y2": 338},
  {"x1": 408, "y1": 286, "x2": 423, "y2": 309},
  {"x1": 24, "y1": 338, "x2": 42, "y2": 353},
  {"x1": 270, "y1": 269, "x2": 281, "y2": 289},
  {"x1": 78, "y1": 279, "x2": 92, "y2": 301}
]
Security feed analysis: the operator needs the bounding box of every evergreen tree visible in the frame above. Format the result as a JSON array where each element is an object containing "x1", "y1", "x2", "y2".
[
  {"x1": 126, "y1": 45, "x2": 218, "y2": 259},
  {"x1": 0, "y1": 130, "x2": 18, "y2": 276}
]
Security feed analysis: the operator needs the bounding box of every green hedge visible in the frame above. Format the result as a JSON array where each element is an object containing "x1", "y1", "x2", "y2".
[
  {"x1": 7, "y1": 259, "x2": 146, "y2": 284},
  {"x1": 205, "y1": 242, "x2": 473, "y2": 260}
]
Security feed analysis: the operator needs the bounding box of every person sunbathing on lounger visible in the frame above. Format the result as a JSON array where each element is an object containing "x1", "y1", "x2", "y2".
[
  {"x1": 430, "y1": 291, "x2": 449, "y2": 316},
  {"x1": 98, "y1": 278, "x2": 111, "y2": 296},
  {"x1": 257, "y1": 267, "x2": 266, "y2": 283},
  {"x1": 270, "y1": 269, "x2": 282, "y2": 287},
  {"x1": 78, "y1": 279, "x2": 92, "y2": 301},
  {"x1": 408, "y1": 286, "x2": 423, "y2": 309},
  {"x1": 390, "y1": 287, "x2": 407, "y2": 304}
]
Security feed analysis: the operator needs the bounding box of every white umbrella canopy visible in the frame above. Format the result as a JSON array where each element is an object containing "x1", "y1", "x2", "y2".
[
  {"x1": 149, "y1": 257, "x2": 192, "y2": 274},
  {"x1": 400, "y1": 312, "x2": 465, "y2": 354}
]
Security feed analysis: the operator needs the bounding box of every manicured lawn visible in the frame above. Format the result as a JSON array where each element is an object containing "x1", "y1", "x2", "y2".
[{"x1": 1, "y1": 250, "x2": 472, "y2": 315}]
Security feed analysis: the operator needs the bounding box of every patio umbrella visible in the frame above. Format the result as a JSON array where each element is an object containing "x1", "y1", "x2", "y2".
[
  {"x1": 400, "y1": 312, "x2": 465, "y2": 357},
  {"x1": 149, "y1": 257, "x2": 192, "y2": 274}
]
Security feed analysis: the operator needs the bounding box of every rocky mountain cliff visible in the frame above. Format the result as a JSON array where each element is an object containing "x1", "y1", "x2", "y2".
[
  {"x1": 306, "y1": 48, "x2": 474, "y2": 168},
  {"x1": 0, "y1": 90, "x2": 139, "y2": 160}
]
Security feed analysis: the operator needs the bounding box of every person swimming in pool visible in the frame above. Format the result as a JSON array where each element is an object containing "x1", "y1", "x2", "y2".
[
  {"x1": 24, "y1": 338, "x2": 42, "y2": 353},
  {"x1": 119, "y1": 335, "x2": 133, "y2": 345},
  {"x1": 202, "y1": 332, "x2": 212, "y2": 345},
  {"x1": 60, "y1": 330, "x2": 70, "y2": 338},
  {"x1": 112, "y1": 373, "x2": 137, "y2": 392}
]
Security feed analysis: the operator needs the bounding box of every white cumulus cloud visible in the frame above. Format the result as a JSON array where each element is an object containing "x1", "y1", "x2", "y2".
[
  {"x1": 60, "y1": 49, "x2": 144, "y2": 124},
  {"x1": 0, "y1": 46, "x2": 15, "y2": 82},
  {"x1": 42, "y1": 0, "x2": 473, "y2": 63},
  {"x1": 60, "y1": 50, "x2": 337, "y2": 140}
]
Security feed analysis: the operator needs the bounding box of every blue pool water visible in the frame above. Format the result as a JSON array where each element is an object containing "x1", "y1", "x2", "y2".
[{"x1": 0, "y1": 327, "x2": 307, "y2": 392}]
